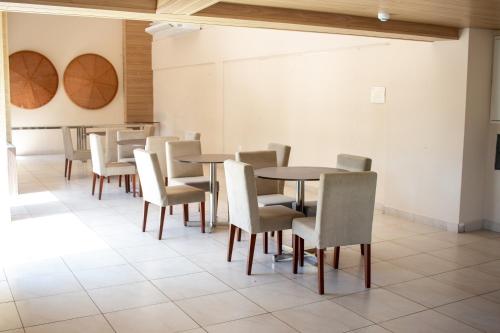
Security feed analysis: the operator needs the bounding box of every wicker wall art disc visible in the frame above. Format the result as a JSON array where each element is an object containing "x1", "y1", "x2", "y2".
[
  {"x1": 9, "y1": 51, "x2": 59, "y2": 109},
  {"x1": 64, "y1": 54, "x2": 118, "y2": 109}
]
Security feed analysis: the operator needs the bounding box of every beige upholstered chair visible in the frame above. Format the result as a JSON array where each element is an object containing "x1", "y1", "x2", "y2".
[
  {"x1": 224, "y1": 160, "x2": 304, "y2": 275},
  {"x1": 166, "y1": 140, "x2": 214, "y2": 216},
  {"x1": 303, "y1": 154, "x2": 372, "y2": 217},
  {"x1": 184, "y1": 131, "x2": 201, "y2": 140},
  {"x1": 117, "y1": 130, "x2": 146, "y2": 163},
  {"x1": 105, "y1": 128, "x2": 120, "y2": 164},
  {"x1": 89, "y1": 134, "x2": 136, "y2": 200},
  {"x1": 236, "y1": 151, "x2": 296, "y2": 253},
  {"x1": 134, "y1": 149, "x2": 206, "y2": 238},
  {"x1": 145, "y1": 136, "x2": 179, "y2": 185},
  {"x1": 292, "y1": 172, "x2": 377, "y2": 294},
  {"x1": 61, "y1": 127, "x2": 90, "y2": 181},
  {"x1": 143, "y1": 124, "x2": 155, "y2": 137},
  {"x1": 267, "y1": 143, "x2": 291, "y2": 194}
]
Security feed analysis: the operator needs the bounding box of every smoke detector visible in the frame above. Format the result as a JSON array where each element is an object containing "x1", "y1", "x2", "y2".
[{"x1": 378, "y1": 11, "x2": 391, "y2": 22}]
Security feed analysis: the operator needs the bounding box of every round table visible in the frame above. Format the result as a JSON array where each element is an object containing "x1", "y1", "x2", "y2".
[
  {"x1": 177, "y1": 154, "x2": 234, "y2": 232},
  {"x1": 116, "y1": 139, "x2": 146, "y2": 147},
  {"x1": 255, "y1": 166, "x2": 347, "y2": 212}
]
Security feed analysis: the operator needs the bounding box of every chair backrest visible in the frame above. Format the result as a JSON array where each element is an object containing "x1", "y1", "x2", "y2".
[
  {"x1": 105, "y1": 128, "x2": 120, "y2": 163},
  {"x1": 236, "y1": 150, "x2": 279, "y2": 195},
  {"x1": 267, "y1": 143, "x2": 291, "y2": 194},
  {"x1": 166, "y1": 140, "x2": 204, "y2": 178},
  {"x1": 134, "y1": 149, "x2": 167, "y2": 207},
  {"x1": 224, "y1": 160, "x2": 260, "y2": 233},
  {"x1": 145, "y1": 136, "x2": 179, "y2": 179},
  {"x1": 315, "y1": 172, "x2": 377, "y2": 249},
  {"x1": 117, "y1": 130, "x2": 146, "y2": 160},
  {"x1": 61, "y1": 127, "x2": 74, "y2": 159},
  {"x1": 337, "y1": 154, "x2": 372, "y2": 172},
  {"x1": 89, "y1": 134, "x2": 106, "y2": 175},
  {"x1": 143, "y1": 124, "x2": 155, "y2": 137},
  {"x1": 184, "y1": 131, "x2": 201, "y2": 140}
]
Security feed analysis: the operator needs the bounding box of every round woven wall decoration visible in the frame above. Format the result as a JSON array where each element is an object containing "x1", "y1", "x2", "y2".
[
  {"x1": 64, "y1": 54, "x2": 118, "y2": 110},
  {"x1": 9, "y1": 50, "x2": 58, "y2": 109}
]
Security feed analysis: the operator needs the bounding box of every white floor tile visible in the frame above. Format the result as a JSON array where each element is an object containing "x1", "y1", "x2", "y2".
[
  {"x1": 206, "y1": 313, "x2": 295, "y2": 333},
  {"x1": 176, "y1": 290, "x2": 265, "y2": 326},
  {"x1": 105, "y1": 302, "x2": 199, "y2": 333},
  {"x1": 332, "y1": 289, "x2": 426, "y2": 323},
  {"x1": 133, "y1": 257, "x2": 203, "y2": 280},
  {"x1": 9, "y1": 272, "x2": 82, "y2": 300},
  {"x1": 381, "y1": 310, "x2": 480, "y2": 333},
  {"x1": 24, "y1": 315, "x2": 115, "y2": 333},
  {"x1": 152, "y1": 272, "x2": 231, "y2": 301},
  {"x1": 274, "y1": 300, "x2": 373, "y2": 333},
  {"x1": 0, "y1": 281, "x2": 13, "y2": 302},
  {"x1": 16, "y1": 291, "x2": 99, "y2": 327},
  {"x1": 63, "y1": 249, "x2": 126, "y2": 271},
  {"x1": 0, "y1": 302, "x2": 23, "y2": 331},
  {"x1": 73, "y1": 265, "x2": 145, "y2": 290},
  {"x1": 88, "y1": 281, "x2": 169, "y2": 313},
  {"x1": 116, "y1": 244, "x2": 180, "y2": 263}
]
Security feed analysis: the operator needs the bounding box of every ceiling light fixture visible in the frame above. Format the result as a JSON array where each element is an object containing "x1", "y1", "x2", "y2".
[{"x1": 378, "y1": 11, "x2": 391, "y2": 22}]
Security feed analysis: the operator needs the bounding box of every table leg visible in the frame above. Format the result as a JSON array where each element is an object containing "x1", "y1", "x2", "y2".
[
  {"x1": 296, "y1": 180, "x2": 305, "y2": 213},
  {"x1": 209, "y1": 162, "x2": 218, "y2": 232}
]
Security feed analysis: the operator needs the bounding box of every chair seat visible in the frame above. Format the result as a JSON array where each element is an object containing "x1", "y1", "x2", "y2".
[
  {"x1": 258, "y1": 194, "x2": 295, "y2": 208},
  {"x1": 104, "y1": 162, "x2": 136, "y2": 176},
  {"x1": 170, "y1": 176, "x2": 218, "y2": 192},
  {"x1": 71, "y1": 150, "x2": 91, "y2": 161},
  {"x1": 165, "y1": 185, "x2": 205, "y2": 206},
  {"x1": 118, "y1": 157, "x2": 136, "y2": 163},
  {"x1": 300, "y1": 201, "x2": 317, "y2": 217},
  {"x1": 257, "y1": 206, "x2": 304, "y2": 233},
  {"x1": 292, "y1": 217, "x2": 316, "y2": 242}
]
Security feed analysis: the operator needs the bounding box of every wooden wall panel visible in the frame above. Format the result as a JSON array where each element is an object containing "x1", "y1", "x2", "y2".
[{"x1": 123, "y1": 20, "x2": 153, "y2": 123}]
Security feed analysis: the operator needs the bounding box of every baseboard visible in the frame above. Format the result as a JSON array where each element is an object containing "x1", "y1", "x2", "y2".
[
  {"x1": 381, "y1": 206, "x2": 460, "y2": 232},
  {"x1": 483, "y1": 219, "x2": 500, "y2": 232}
]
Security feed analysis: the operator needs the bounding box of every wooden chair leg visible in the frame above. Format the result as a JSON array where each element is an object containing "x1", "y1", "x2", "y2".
[
  {"x1": 91, "y1": 173, "x2": 97, "y2": 195},
  {"x1": 300, "y1": 237, "x2": 305, "y2": 267},
  {"x1": 119, "y1": 175, "x2": 122, "y2": 187},
  {"x1": 317, "y1": 248, "x2": 325, "y2": 295},
  {"x1": 360, "y1": 244, "x2": 365, "y2": 256},
  {"x1": 67, "y1": 160, "x2": 73, "y2": 181},
  {"x1": 200, "y1": 201, "x2": 205, "y2": 233},
  {"x1": 142, "y1": 201, "x2": 149, "y2": 232},
  {"x1": 270, "y1": 231, "x2": 275, "y2": 237},
  {"x1": 247, "y1": 234, "x2": 256, "y2": 275},
  {"x1": 237, "y1": 228, "x2": 242, "y2": 241},
  {"x1": 158, "y1": 206, "x2": 166, "y2": 240},
  {"x1": 227, "y1": 224, "x2": 236, "y2": 261},
  {"x1": 107, "y1": 176, "x2": 110, "y2": 183},
  {"x1": 165, "y1": 177, "x2": 168, "y2": 186},
  {"x1": 64, "y1": 158, "x2": 68, "y2": 177},
  {"x1": 124, "y1": 175, "x2": 129, "y2": 193},
  {"x1": 183, "y1": 204, "x2": 189, "y2": 226},
  {"x1": 333, "y1": 246, "x2": 340, "y2": 269},
  {"x1": 293, "y1": 234, "x2": 299, "y2": 274},
  {"x1": 364, "y1": 244, "x2": 371, "y2": 288},
  {"x1": 98, "y1": 176, "x2": 105, "y2": 200},
  {"x1": 263, "y1": 232, "x2": 268, "y2": 254},
  {"x1": 132, "y1": 174, "x2": 136, "y2": 198},
  {"x1": 277, "y1": 230, "x2": 283, "y2": 255},
  {"x1": 169, "y1": 206, "x2": 173, "y2": 215}
]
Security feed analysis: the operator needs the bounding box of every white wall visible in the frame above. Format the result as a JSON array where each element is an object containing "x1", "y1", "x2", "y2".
[
  {"x1": 8, "y1": 13, "x2": 124, "y2": 155},
  {"x1": 153, "y1": 26, "x2": 473, "y2": 231}
]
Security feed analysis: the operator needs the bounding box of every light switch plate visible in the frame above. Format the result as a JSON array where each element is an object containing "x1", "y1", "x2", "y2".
[{"x1": 371, "y1": 87, "x2": 386, "y2": 104}]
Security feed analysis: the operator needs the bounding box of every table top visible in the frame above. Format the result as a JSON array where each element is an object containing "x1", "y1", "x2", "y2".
[
  {"x1": 117, "y1": 139, "x2": 146, "y2": 146},
  {"x1": 177, "y1": 154, "x2": 234, "y2": 164},
  {"x1": 255, "y1": 166, "x2": 347, "y2": 181}
]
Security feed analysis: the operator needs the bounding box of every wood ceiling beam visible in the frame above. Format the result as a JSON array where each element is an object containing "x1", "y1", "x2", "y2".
[
  {"x1": 157, "y1": 0, "x2": 219, "y2": 15},
  {"x1": 0, "y1": 0, "x2": 157, "y2": 13},
  {"x1": 195, "y1": 2, "x2": 460, "y2": 41}
]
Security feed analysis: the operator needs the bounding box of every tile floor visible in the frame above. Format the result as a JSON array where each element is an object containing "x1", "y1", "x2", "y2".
[{"x1": 2, "y1": 154, "x2": 500, "y2": 333}]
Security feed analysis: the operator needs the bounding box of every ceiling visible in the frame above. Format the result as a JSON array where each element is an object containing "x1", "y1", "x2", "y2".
[{"x1": 1, "y1": 0, "x2": 500, "y2": 41}]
